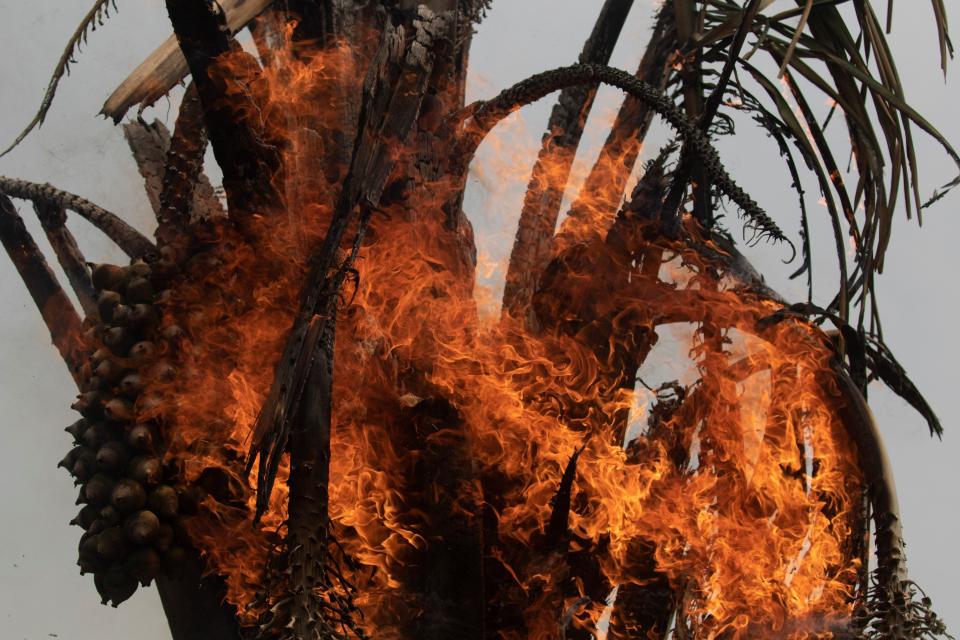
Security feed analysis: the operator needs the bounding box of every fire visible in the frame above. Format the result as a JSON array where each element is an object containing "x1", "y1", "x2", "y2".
[{"x1": 136, "y1": 21, "x2": 863, "y2": 639}]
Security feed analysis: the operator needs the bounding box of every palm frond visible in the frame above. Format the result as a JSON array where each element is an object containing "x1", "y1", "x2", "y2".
[
  {"x1": 683, "y1": 0, "x2": 957, "y2": 334},
  {"x1": 1, "y1": 0, "x2": 119, "y2": 157}
]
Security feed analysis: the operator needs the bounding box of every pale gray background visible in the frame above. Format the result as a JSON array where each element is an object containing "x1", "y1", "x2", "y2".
[{"x1": 0, "y1": 1, "x2": 956, "y2": 638}]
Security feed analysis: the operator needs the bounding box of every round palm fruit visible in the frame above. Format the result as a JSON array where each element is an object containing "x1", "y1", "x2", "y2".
[
  {"x1": 91, "y1": 264, "x2": 128, "y2": 292},
  {"x1": 111, "y1": 478, "x2": 147, "y2": 513},
  {"x1": 126, "y1": 424, "x2": 155, "y2": 452},
  {"x1": 71, "y1": 449, "x2": 98, "y2": 483},
  {"x1": 99, "y1": 505, "x2": 122, "y2": 527},
  {"x1": 70, "y1": 505, "x2": 99, "y2": 529},
  {"x1": 94, "y1": 358, "x2": 126, "y2": 385},
  {"x1": 72, "y1": 392, "x2": 104, "y2": 420},
  {"x1": 96, "y1": 563, "x2": 138, "y2": 607},
  {"x1": 96, "y1": 441, "x2": 130, "y2": 473},
  {"x1": 124, "y1": 548, "x2": 161, "y2": 586},
  {"x1": 110, "y1": 304, "x2": 133, "y2": 326},
  {"x1": 147, "y1": 485, "x2": 179, "y2": 520},
  {"x1": 129, "y1": 341, "x2": 157, "y2": 365},
  {"x1": 96, "y1": 291, "x2": 123, "y2": 323},
  {"x1": 58, "y1": 446, "x2": 83, "y2": 471},
  {"x1": 125, "y1": 278, "x2": 154, "y2": 304},
  {"x1": 96, "y1": 526, "x2": 127, "y2": 561},
  {"x1": 80, "y1": 422, "x2": 111, "y2": 450},
  {"x1": 129, "y1": 456, "x2": 163, "y2": 487},
  {"x1": 129, "y1": 260, "x2": 151, "y2": 279},
  {"x1": 130, "y1": 304, "x2": 159, "y2": 328},
  {"x1": 103, "y1": 327, "x2": 134, "y2": 354},
  {"x1": 84, "y1": 474, "x2": 115, "y2": 507},
  {"x1": 125, "y1": 510, "x2": 160, "y2": 545},
  {"x1": 78, "y1": 534, "x2": 104, "y2": 575},
  {"x1": 103, "y1": 398, "x2": 134, "y2": 423},
  {"x1": 65, "y1": 419, "x2": 88, "y2": 441},
  {"x1": 118, "y1": 373, "x2": 144, "y2": 397}
]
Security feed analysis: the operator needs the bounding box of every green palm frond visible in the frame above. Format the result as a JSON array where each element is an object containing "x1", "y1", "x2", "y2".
[{"x1": 1, "y1": 0, "x2": 119, "y2": 157}]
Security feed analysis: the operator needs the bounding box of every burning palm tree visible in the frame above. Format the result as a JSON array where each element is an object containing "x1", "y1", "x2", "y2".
[{"x1": 1, "y1": 1, "x2": 957, "y2": 638}]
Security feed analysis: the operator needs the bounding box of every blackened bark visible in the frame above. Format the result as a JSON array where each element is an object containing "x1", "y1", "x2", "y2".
[
  {"x1": 501, "y1": 0, "x2": 635, "y2": 323},
  {"x1": 32, "y1": 201, "x2": 97, "y2": 318},
  {"x1": 155, "y1": 552, "x2": 241, "y2": 640},
  {"x1": 559, "y1": 8, "x2": 676, "y2": 246},
  {"x1": 0, "y1": 194, "x2": 85, "y2": 383},
  {"x1": 0, "y1": 176, "x2": 156, "y2": 259},
  {"x1": 165, "y1": 0, "x2": 284, "y2": 225}
]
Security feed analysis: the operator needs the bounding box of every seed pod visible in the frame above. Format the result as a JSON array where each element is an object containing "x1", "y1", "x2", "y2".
[
  {"x1": 70, "y1": 504, "x2": 99, "y2": 529},
  {"x1": 96, "y1": 563, "x2": 138, "y2": 607},
  {"x1": 126, "y1": 424, "x2": 155, "y2": 452},
  {"x1": 156, "y1": 289, "x2": 174, "y2": 305},
  {"x1": 161, "y1": 546, "x2": 189, "y2": 578},
  {"x1": 96, "y1": 290, "x2": 123, "y2": 322},
  {"x1": 58, "y1": 446, "x2": 83, "y2": 471},
  {"x1": 71, "y1": 449, "x2": 98, "y2": 483},
  {"x1": 111, "y1": 304, "x2": 134, "y2": 326},
  {"x1": 80, "y1": 422, "x2": 110, "y2": 450},
  {"x1": 82, "y1": 375, "x2": 108, "y2": 393},
  {"x1": 125, "y1": 277, "x2": 154, "y2": 304},
  {"x1": 129, "y1": 456, "x2": 163, "y2": 487},
  {"x1": 91, "y1": 264, "x2": 128, "y2": 291},
  {"x1": 154, "y1": 524, "x2": 175, "y2": 552},
  {"x1": 135, "y1": 394, "x2": 164, "y2": 417},
  {"x1": 103, "y1": 398, "x2": 134, "y2": 423},
  {"x1": 125, "y1": 510, "x2": 160, "y2": 545},
  {"x1": 95, "y1": 359, "x2": 126, "y2": 385},
  {"x1": 130, "y1": 304, "x2": 159, "y2": 328},
  {"x1": 119, "y1": 373, "x2": 144, "y2": 397},
  {"x1": 129, "y1": 341, "x2": 157, "y2": 365},
  {"x1": 77, "y1": 534, "x2": 104, "y2": 575},
  {"x1": 84, "y1": 474, "x2": 115, "y2": 507},
  {"x1": 82, "y1": 324, "x2": 102, "y2": 344},
  {"x1": 96, "y1": 441, "x2": 130, "y2": 473},
  {"x1": 129, "y1": 260, "x2": 151, "y2": 279},
  {"x1": 64, "y1": 419, "x2": 88, "y2": 441},
  {"x1": 161, "y1": 325, "x2": 184, "y2": 341},
  {"x1": 72, "y1": 391, "x2": 103, "y2": 419},
  {"x1": 96, "y1": 526, "x2": 127, "y2": 561},
  {"x1": 104, "y1": 327, "x2": 134, "y2": 354},
  {"x1": 111, "y1": 478, "x2": 147, "y2": 513},
  {"x1": 87, "y1": 519, "x2": 108, "y2": 536},
  {"x1": 148, "y1": 485, "x2": 179, "y2": 520},
  {"x1": 151, "y1": 360, "x2": 176, "y2": 382},
  {"x1": 99, "y1": 505, "x2": 122, "y2": 527},
  {"x1": 124, "y1": 548, "x2": 161, "y2": 586}
]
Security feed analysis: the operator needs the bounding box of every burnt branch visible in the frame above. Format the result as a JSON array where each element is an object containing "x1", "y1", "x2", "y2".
[
  {"x1": 461, "y1": 64, "x2": 793, "y2": 251},
  {"x1": 559, "y1": 8, "x2": 676, "y2": 244},
  {"x1": 32, "y1": 201, "x2": 97, "y2": 317},
  {"x1": 156, "y1": 82, "x2": 219, "y2": 249},
  {"x1": 123, "y1": 119, "x2": 170, "y2": 216},
  {"x1": 165, "y1": 0, "x2": 283, "y2": 225},
  {"x1": 0, "y1": 194, "x2": 85, "y2": 384},
  {"x1": 155, "y1": 551, "x2": 242, "y2": 640},
  {"x1": 249, "y1": 5, "x2": 452, "y2": 515},
  {"x1": 501, "y1": 0, "x2": 634, "y2": 321},
  {"x1": 0, "y1": 176, "x2": 155, "y2": 259}
]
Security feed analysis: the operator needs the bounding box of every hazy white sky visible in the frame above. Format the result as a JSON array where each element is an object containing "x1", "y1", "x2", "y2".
[{"x1": 0, "y1": 2, "x2": 957, "y2": 638}]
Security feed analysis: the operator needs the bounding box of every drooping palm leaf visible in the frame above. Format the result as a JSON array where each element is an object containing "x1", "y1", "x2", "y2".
[{"x1": 1, "y1": 0, "x2": 119, "y2": 157}]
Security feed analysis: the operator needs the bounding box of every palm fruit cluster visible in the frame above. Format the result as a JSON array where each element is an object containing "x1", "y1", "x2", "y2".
[{"x1": 59, "y1": 260, "x2": 192, "y2": 606}]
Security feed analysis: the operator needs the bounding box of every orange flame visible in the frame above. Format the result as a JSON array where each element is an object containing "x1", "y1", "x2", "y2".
[{"x1": 139, "y1": 23, "x2": 863, "y2": 639}]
